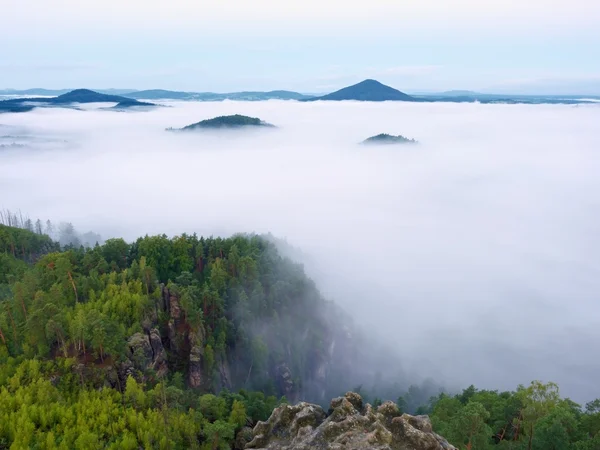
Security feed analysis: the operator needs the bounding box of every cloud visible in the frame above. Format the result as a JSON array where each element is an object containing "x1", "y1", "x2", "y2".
[{"x1": 1, "y1": 100, "x2": 599, "y2": 402}]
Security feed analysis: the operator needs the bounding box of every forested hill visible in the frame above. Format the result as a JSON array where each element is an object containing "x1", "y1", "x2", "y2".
[
  {"x1": 0, "y1": 223, "x2": 354, "y2": 398},
  {"x1": 0, "y1": 223, "x2": 365, "y2": 447},
  {"x1": 174, "y1": 114, "x2": 276, "y2": 130}
]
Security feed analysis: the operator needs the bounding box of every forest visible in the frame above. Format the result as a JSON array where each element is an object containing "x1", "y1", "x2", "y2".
[{"x1": 0, "y1": 215, "x2": 599, "y2": 449}]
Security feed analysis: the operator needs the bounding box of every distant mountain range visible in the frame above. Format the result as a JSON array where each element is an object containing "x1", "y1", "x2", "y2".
[
  {"x1": 0, "y1": 89, "x2": 156, "y2": 113},
  {"x1": 304, "y1": 79, "x2": 416, "y2": 102},
  {"x1": 413, "y1": 92, "x2": 597, "y2": 104},
  {"x1": 434, "y1": 90, "x2": 482, "y2": 97},
  {"x1": 122, "y1": 89, "x2": 308, "y2": 101},
  {"x1": 2, "y1": 83, "x2": 598, "y2": 110}
]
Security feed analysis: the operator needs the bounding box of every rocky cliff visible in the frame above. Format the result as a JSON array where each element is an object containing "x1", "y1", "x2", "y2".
[{"x1": 245, "y1": 392, "x2": 456, "y2": 450}]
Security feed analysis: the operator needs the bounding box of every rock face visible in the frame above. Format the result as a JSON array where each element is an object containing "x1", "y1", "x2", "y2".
[
  {"x1": 188, "y1": 331, "x2": 204, "y2": 388},
  {"x1": 161, "y1": 284, "x2": 206, "y2": 388},
  {"x1": 127, "y1": 328, "x2": 168, "y2": 377},
  {"x1": 246, "y1": 392, "x2": 456, "y2": 450},
  {"x1": 275, "y1": 363, "x2": 295, "y2": 400}
]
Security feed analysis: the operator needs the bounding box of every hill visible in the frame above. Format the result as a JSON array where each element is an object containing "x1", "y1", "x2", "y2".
[
  {"x1": 0, "y1": 89, "x2": 155, "y2": 113},
  {"x1": 0, "y1": 103, "x2": 35, "y2": 113},
  {"x1": 172, "y1": 114, "x2": 276, "y2": 131},
  {"x1": 306, "y1": 79, "x2": 416, "y2": 102},
  {"x1": 0, "y1": 223, "x2": 362, "y2": 447},
  {"x1": 362, "y1": 133, "x2": 418, "y2": 145},
  {"x1": 112, "y1": 99, "x2": 156, "y2": 109},
  {"x1": 51, "y1": 89, "x2": 135, "y2": 104}
]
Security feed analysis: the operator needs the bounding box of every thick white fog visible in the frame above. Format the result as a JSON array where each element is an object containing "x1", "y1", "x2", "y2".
[{"x1": 1, "y1": 100, "x2": 599, "y2": 402}]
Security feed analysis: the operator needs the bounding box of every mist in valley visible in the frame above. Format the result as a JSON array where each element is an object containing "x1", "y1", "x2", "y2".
[{"x1": 1, "y1": 99, "x2": 599, "y2": 403}]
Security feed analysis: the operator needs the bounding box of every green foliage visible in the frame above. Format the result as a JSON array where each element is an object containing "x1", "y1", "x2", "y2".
[
  {"x1": 428, "y1": 381, "x2": 600, "y2": 450},
  {"x1": 0, "y1": 223, "x2": 58, "y2": 262},
  {"x1": 229, "y1": 399, "x2": 247, "y2": 430}
]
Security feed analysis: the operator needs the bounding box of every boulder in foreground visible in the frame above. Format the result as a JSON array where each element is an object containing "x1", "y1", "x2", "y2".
[{"x1": 245, "y1": 391, "x2": 456, "y2": 450}]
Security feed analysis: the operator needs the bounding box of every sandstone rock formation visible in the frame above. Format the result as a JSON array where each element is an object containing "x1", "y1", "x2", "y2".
[
  {"x1": 127, "y1": 328, "x2": 168, "y2": 377},
  {"x1": 246, "y1": 392, "x2": 456, "y2": 450}
]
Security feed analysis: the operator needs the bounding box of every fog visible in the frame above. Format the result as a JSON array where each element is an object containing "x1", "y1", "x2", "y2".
[{"x1": 1, "y1": 100, "x2": 600, "y2": 402}]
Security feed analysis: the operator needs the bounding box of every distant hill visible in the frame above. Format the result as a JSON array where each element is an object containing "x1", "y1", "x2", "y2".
[
  {"x1": 0, "y1": 103, "x2": 35, "y2": 113},
  {"x1": 111, "y1": 99, "x2": 156, "y2": 109},
  {"x1": 413, "y1": 92, "x2": 596, "y2": 104},
  {"x1": 229, "y1": 90, "x2": 308, "y2": 101},
  {"x1": 123, "y1": 89, "x2": 195, "y2": 100},
  {"x1": 0, "y1": 89, "x2": 155, "y2": 113},
  {"x1": 306, "y1": 79, "x2": 416, "y2": 102},
  {"x1": 362, "y1": 133, "x2": 418, "y2": 145},
  {"x1": 123, "y1": 89, "x2": 308, "y2": 101},
  {"x1": 50, "y1": 89, "x2": 138, "y2": 104},
  {"x1": 0, "y1": 88, "x2": 71, "y2": 97},
  {"x1": 436, "y1": 90, "x2": 482, "y2": 97},
  {"x1": 170, "y1": 114, "x2": 276, "y2": 131},
  {"x1": 96, "y1": 88, "x2": 139, "y2": 95},
  {"x1": 0, "y1": 88, "x2": 137, "y2": 97}
]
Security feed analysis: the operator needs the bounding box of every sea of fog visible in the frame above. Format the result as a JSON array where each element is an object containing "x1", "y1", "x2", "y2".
[{"x1": 1, "y1": 100, "x2": 599, "y2": 402}]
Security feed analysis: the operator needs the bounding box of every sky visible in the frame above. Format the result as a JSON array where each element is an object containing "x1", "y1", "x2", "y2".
[
  {"x1": 1, "y1": 100, "x2": 599, "y2": 401},
  {"x1": 2, "y1": 0, "x2": 600, "y2": 94}
]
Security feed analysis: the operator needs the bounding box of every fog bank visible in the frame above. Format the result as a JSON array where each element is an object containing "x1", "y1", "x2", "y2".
[{"x1": 1, "y1": 99, "x2": 599, "y2": 402}]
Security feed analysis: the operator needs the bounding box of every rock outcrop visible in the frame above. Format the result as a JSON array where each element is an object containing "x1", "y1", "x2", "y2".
[
  {"x1": 275, "y1": 363, "x2": 295, "y2": 400},
  {"x1": 246, "y1": 392, "x2": 456, "y2": 450},
  {"x1": 188, "y1": 331, "x2": 204, "y2": 388},
  {"x1": 161, "y1": 284, "x2": 206, "y2": 388},
  {"x1": 127, "y1": 328, "x2": 168, "y2": 377}
]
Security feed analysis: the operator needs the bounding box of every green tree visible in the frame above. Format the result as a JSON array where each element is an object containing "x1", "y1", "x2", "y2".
[
  {"x1": 229, "y1": 399, "x2": 247, "y2": 430},
  {"x1": 518, "y1": 381, "x2": 561, "y2": 450}
]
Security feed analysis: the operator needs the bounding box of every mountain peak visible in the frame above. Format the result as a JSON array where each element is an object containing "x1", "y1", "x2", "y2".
[
  {"x1": 57, "y1": 89, "x2": 100, "y2": 98},
  {"x1": 357, "y1": 78, "x2": 384, "y2": 85},
  {"x1": 308, "y1": 79, "x2": 415, "y2": 102}
]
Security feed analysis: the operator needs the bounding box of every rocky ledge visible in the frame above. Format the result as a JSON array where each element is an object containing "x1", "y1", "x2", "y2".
[{"x1": 245, "y1": 391, "x2": 456, "y2": 450}]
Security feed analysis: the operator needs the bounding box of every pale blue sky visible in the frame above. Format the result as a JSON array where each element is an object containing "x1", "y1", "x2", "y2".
[{"x1": 2, "y1": 0, "x2": 599, "y2": 94}]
